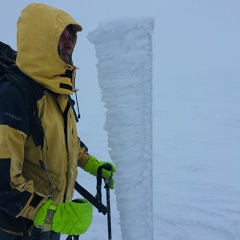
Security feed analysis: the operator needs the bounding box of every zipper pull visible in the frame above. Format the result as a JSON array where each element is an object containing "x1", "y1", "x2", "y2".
[{"x1": 39, "y1": 159, "x2": 47, "y2": 170}]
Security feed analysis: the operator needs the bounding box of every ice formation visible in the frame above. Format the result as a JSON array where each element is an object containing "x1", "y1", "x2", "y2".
[{"x1": 88, "y1": 17, "x2": 154, "y2": 240}]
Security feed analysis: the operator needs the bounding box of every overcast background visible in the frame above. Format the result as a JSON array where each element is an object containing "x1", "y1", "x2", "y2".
[{"x1": 1, "y1": 1, "x2": 240, "y2": 239}]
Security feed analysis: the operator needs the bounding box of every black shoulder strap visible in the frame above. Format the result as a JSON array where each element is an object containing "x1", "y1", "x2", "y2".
[
  {"x1": 8, "y1": 74, "x2": 45, "y2": 149},
  {"x1": 0, "y1": 41, "x2": 44, "y2": 149}
]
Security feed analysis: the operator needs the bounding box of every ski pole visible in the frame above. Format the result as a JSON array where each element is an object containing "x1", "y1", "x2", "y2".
[
  {"x1": 97, "y1": 164, "x2": 113, "y2": 240},
  {"x1": 104, "y1": 178, "x2": 112, "y2": 240}
]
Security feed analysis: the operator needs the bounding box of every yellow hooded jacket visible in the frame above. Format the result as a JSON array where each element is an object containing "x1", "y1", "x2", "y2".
[{"x1": 0, "y1": 3, "x2": 89, "y2": 228}]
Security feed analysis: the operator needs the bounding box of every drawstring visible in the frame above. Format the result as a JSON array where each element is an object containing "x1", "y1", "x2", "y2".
[
  {"x1": 39, "y1": 149, "x2": 52, "y2": 187},
  {"x1": 68, "y1": 95, "x2": 80, "y2": 122},
  {"x1": 74, "y1": 92, "x2": 81, "y2": 119}
]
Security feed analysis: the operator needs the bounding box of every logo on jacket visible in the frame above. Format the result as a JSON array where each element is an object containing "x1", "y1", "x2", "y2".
[{"x1": 4, "y1": 112, "x2": 22, "y2": 122}]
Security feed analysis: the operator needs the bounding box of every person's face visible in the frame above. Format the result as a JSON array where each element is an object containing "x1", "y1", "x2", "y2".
[{"x1": 58, "y1": 27, "x2": 74, "y2": 63}]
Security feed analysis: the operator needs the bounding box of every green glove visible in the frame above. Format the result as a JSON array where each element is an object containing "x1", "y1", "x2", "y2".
[
  {"x1": 83, "y1": 156, "x2": 116, "y2": 189},
  {"x1": 34, "y1": 198, "x2": 93, "y2": 235}
]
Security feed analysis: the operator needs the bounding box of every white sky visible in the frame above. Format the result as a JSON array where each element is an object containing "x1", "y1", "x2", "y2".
[
  {"x1": 2, "y1": 0, "x2": 239, "y2": 126},
  {"x1": 1, "y1": 0, "x2": 240, "y2": 83},
  {"x1": 1, "y1": 1, "x2": 240, "y2": 239}
]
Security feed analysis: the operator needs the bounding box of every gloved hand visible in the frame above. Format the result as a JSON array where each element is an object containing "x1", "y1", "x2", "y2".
[
  {"x1": 34, "y1": 198, "x2": 93, "y2": 235},
  {"x1": 83, "y1": 156, "x2": 116, "y2": 189}
]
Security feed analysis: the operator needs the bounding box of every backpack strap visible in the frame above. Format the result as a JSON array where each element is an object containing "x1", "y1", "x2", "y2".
[
  {"x1": 7, "y1": 73, "x2": 45, "y2": 149},
  {"x1": 0, "y1": 41, "x2": 44, "y2": 148}
]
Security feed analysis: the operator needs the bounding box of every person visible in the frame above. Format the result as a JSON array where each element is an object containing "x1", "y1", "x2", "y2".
[{"x1": 0, "y1": 3, "x2": 116, "y2": 240}]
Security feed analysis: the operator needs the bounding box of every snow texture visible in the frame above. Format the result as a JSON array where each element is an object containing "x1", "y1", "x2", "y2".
[{"x1": 88, "y1": 17, "x2": 154, "y2": 240}]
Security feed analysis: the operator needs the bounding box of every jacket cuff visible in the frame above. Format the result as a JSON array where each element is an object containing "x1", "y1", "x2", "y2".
[{"x1": 78, "y1": 152, "x2": 90, "y2": 168}]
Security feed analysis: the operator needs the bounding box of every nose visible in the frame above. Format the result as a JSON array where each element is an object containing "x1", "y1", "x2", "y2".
[{"x1": 65, "y1": 37, "x2": 73, "y2": 50}]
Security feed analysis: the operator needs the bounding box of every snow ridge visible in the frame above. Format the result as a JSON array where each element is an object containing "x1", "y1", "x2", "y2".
[{"x1": 88, "y1": 17, "x2": 154, "y2": 240}]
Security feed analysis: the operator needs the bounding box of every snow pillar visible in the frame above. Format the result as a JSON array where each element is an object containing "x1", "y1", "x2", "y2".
[{"x1": 88, "y1": 17, "x2": 154, "y2": 240}]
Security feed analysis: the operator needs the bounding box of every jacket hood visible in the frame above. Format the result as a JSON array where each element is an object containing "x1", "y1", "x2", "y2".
[{"x1": 16, "y1": 3, "x2": 82, "y2": 94}]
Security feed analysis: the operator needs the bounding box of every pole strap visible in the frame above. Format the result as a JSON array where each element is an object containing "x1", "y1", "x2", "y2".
[{"x1": 74, "y1": 181, "x2": 107, "y2": 215}]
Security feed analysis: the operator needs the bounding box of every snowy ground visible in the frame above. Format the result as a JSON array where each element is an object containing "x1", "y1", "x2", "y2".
[
  {"x1": 67, "y1": 64, "x2": 240, "y2": 240},
  {"x1": 66, "y1": 29, "x2": 240, "y2": 240},
  {"x1": 154, "y1": 75, "x2": 240, "y2": 240},
  {"x1": 68, "y1": 65, "x2": 240, "y2": 240},
  {"x1": 1, "y1": 1, "x2": 240, "y2": 239}
]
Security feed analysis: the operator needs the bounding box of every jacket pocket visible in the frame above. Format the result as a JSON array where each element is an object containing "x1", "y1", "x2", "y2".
[
  {"x1": 23, "y1": 161, "x2": 63, "y2": 196},
  {"x1": 35, "y1": 174, "x2": 62, "y2": 196}
]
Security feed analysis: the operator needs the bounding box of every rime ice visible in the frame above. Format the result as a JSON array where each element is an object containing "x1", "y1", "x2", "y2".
[{"x1": 88, "y1": 17, "x2": 154, "y2": 240}]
